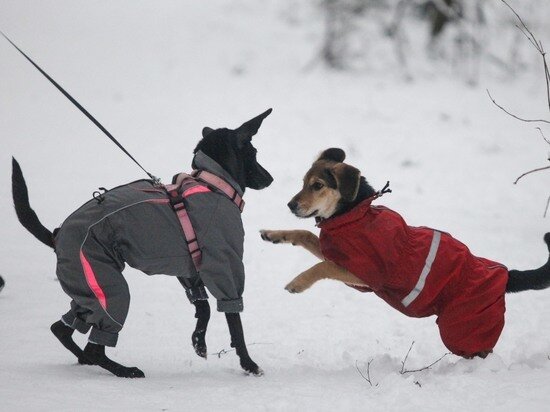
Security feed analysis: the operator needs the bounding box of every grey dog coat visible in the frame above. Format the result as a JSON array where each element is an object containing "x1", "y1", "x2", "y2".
[{"x1": 54, "y1": 152, "x2": 245, "y2": 346}]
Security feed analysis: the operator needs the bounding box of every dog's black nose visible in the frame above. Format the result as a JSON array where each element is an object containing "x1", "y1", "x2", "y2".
[{"x1": 287, "y1": 200, "x2": 298, "y2": 212}]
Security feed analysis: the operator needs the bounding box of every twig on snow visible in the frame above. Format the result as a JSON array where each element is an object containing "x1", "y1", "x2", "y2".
[
  {"x1": 400, "y1": 341, "x2": 415, "y2": 374},
  {"x1": 355, "y1": 359, "x2": 376, "y2": 387},
  {"x1": 401, "y1": 352, "x2": 451, "y2": 374},
  {"x1": 400, "y1": 341, "x2": 451, "y2": 374},
  {"x1": 210, "y1": 342, "x2": 273, "y2": 359}
]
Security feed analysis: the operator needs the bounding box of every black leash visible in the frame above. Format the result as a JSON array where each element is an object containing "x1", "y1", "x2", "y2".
[{"x1": 1, "y1": 30, "x2": 160, "y2": 184}]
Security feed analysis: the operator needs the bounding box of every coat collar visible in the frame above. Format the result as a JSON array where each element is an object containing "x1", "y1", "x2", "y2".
[
  {"x1": 317, "y1": 198, "x2": 374, "y2": 231},
  {"x1": 192, "y1": 150, "x2": 244, "y2": 197},
  {"x1": 317, "y1": 181, "x2": 391, "y2": 230}
]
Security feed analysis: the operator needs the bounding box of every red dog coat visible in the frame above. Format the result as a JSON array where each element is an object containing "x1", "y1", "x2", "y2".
[{"x1": 319, "y1": 199, "x2": 508, "y2": 357}]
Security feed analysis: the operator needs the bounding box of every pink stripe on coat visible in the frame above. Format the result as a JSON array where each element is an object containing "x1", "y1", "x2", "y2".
[{"x1": 79, "y1": 250, "x2": 107, "y2": 310}]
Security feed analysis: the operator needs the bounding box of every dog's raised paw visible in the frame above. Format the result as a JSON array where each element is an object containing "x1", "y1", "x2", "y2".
[
  {"x1": 259, "y1": 230, "x2": 272, "y2": 242},
  {"x1": 285, "y1": 282, "x2": 304, "y2": 294},
  {"x1": 260, "y1": 230, "x2": 286, "y2": 244}
]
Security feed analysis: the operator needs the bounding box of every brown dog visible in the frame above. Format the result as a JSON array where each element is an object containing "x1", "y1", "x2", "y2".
[
  {"x1": 260, "y1": 148, "x2": 372, "y2": 292},
  {"x1": 261, "y1": 148, "x2": 550, "y2": 358}
]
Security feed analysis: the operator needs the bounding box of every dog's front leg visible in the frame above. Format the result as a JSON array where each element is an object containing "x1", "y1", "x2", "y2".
[
  {"x1": 225, "y1": 313, "x2": 263, "y2": 376},
  {"x1": 177, "y1": 277, "x2": 211, "y2": 358},
  {"x1": 285, "y1": 261, "x2": 367, "y2": 293},
  {"x1": 260, "y1": 229, "x2": 323, "y2": 260}
]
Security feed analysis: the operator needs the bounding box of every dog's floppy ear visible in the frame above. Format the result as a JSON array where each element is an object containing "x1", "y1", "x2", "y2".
[
  {"x1": 318, "y1": 148, "x2": 346, "y2": 163},
  {"x1": 236, "y1": 108, "x2": 273, "y2": 143},
  {"x1": 329, "y1": 163, "x2": 361, "y2": 202},
  {"x1": 202, "y1": 127, "x2": 214, "y2": 138}
]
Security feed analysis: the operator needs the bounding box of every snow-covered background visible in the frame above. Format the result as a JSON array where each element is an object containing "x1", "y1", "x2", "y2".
[{"x1": 1, "y1": 0, "x2": 550, "y2": 411}]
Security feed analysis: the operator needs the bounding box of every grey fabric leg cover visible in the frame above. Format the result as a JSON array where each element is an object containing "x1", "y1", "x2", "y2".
[
  {"x1": 56, "y1": 227, "x2": 130, "y2": 349},
  {"x1": 61, "y1": 311, "x2": 91, "y2": 334},
  {"x1": 178, "y1": 276, "x2": 209, "y2": 303},
  {"x1": 186, "y1": 286, "x2": 209, "y2": 302},
  {"x1": 89, "y1": 328, "x2": 119, "y2": 347}
]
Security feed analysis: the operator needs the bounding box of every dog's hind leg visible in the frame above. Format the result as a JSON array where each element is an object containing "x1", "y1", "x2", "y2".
[
  {"x1": 50, "y1": 320, "x2": 93, "y2": 365},
  {"x1": 285, "y1": 261, "x2": 367, "y2": 293},
  {"x1": 191, "y1": 300, "x2": 210, "y2": 359},
  {"x1": 225, "y1": 313, "x2": 263, "y2": 376},
  {"x1": 81, "y1": 343, "x2": 145, "y2": 378}
]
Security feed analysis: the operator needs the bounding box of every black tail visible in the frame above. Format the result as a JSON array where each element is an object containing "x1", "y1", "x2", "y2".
[
  {"x1": 11, "y1": 157, "x2": 55, "y2": 248},
  {"x1": 506, "y1": 233, "x2": 550, "y2": 293}
]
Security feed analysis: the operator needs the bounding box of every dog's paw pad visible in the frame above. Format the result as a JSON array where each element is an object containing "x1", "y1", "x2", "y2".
[
  {"x1": 260, "y1": 230, "x2": 288, "y2": 245},
  {"x1": 259, "y1": 230, "x2": 270, "y2": 241}
]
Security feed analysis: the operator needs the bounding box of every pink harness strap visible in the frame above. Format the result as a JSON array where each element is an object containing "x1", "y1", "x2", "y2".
[
  {"x1": 165, "y1": 171, "x2": 244, "y2": 273},
  {"x1": 193, "y1": 170, "x2": 245, "y2": 212}
]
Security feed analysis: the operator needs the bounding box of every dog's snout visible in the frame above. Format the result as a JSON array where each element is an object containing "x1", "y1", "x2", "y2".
[{"x1": 287, "y1": 200, "x2": 298, "y2": 212}]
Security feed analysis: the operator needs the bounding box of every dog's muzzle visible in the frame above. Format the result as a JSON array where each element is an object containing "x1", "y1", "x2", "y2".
[{"x1": 247, "y1": 163, "x2": 273, "y2": 190}]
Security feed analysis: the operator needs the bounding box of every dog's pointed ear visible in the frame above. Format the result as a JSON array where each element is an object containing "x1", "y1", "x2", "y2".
[
  {"x1": 202, "y1": 127, "x2": 214, "y2": 138},
  {"x1": 329, "y1": 163, "x2": 361, "y2": 202},
  {"x1": 236, "y1": 108, "x2": 273, "y2": 143},
  {"x1": 318, "y1": 148, "x2": 346, "y2": 163}
]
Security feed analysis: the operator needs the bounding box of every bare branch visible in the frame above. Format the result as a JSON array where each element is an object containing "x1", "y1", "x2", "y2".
[
  {"x1": 501, "y1": 0, "x2": 541, "y2": 52},
  {"x1": 401, "y1": 352, "x2": 451, "y2": 374},
  {"x1": 487, "y1": 89, "x2": 550, "y2": 125},
  {"x1": 513, "y1": 23, "x2": 539, "y2": 51},
  {"x1": 355, "y1": 359, "x2": 376, "y2": 387},
  {"x1": 210, "y1": 342, "x2": 273, "y2": 359},
  {"x1": 400, "y1": 341, "x2": 415, "y2": 374},
  {"x1": 514, "y1": 165, "x2": 550, "y2": 185},
  {"x1": 544, "y1": 195, "x2": 550, "y2": 218},
  {"x1": 500, "y1": 0, "x2": 550, "y2": 114},
  {"x1": 536, "y1": 127, "x2": 550, "y2": 146},
  {"x1": 399, "y1": 341, "x2": 450, "y2": 374}
]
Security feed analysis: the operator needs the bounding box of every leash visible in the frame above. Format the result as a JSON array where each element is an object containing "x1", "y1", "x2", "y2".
[{"x1": 0, "y1": 30, "x2": 160, "y2": 184}]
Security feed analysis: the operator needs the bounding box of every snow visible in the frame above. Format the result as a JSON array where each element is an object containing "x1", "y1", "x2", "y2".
[{"x1": 1, "y1": 1, "x2": 550, "y2": 411}]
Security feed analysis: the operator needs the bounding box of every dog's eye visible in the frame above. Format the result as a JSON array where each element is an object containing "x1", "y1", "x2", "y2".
[{"x1": 311, "y1": 182, "x2": 324, "y2": 191}]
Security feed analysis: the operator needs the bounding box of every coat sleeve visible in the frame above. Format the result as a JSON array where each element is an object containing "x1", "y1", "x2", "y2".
[{"x1": 198, "y1": 198, "x2": 245, "y2": 313}]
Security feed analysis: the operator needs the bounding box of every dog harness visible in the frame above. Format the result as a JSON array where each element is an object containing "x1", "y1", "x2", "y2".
[{"x1": 164, "y1": 170, "x2": 245, "y2": 272}]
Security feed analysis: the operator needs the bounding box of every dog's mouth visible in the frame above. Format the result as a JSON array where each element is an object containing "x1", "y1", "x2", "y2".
[
  {"x1": 305, "y1": 210, "x2": 318, "y2": 218},
  {"x1": 293, "y1": 209, "x2": 318, "y2": 219}
]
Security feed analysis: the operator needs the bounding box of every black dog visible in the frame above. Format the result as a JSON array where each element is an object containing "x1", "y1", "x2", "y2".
[{"x1": 12, "y1": 109, "x2": 273, "y2": 378}]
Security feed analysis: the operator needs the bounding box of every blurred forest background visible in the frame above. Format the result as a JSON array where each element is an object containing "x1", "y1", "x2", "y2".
[{"x1": 290, "y1": 0, "x2": 550, "y2": 85}]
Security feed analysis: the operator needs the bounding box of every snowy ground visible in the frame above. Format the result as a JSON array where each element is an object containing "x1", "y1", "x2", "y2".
[{"x1": 1, "y1": 1, "x2": 550, "y2": 411}]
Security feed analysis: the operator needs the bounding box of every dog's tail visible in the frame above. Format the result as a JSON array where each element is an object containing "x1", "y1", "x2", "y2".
[
  {"x1": 506, "y1": 233, "x2": 550, "y2": 293},
  {"x1": 12, "y1": 157, "x2": 55, "y2": 249}
]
